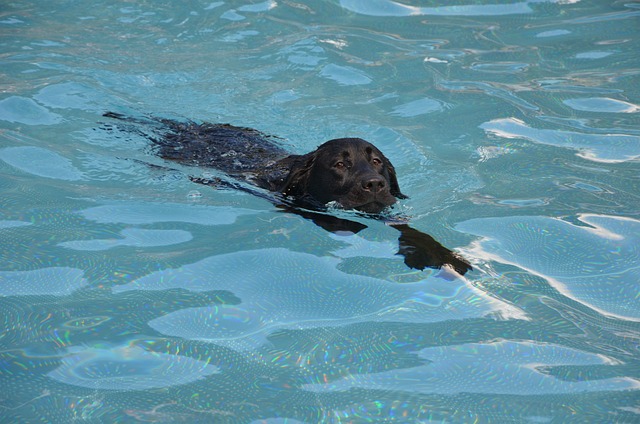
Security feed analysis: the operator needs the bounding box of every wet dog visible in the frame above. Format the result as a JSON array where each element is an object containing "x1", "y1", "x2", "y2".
[{"x1": 103, "y1": 112, "x2": 471, "y2": 275}]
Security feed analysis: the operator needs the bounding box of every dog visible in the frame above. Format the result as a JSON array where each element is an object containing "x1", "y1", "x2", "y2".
[
  {"x1": 265, "y1": 137, "x2": 405, "y2": 215},
  {"x1": 103, "y1": 112, "x2": 471, "y2": 275}
]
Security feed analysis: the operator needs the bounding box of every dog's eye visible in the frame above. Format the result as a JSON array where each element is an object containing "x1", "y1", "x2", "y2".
[
  {"x1": 372, "y1": 158, "x2": 382, "y2": 166},
  {"x1": 335, "y1": 161, "x2": 346, "y2": 169}
]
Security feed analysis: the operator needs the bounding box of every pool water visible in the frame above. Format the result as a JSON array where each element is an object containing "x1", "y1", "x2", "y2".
[{"x1": 1, "y1": 1, "x2": 639, "y2": 422}]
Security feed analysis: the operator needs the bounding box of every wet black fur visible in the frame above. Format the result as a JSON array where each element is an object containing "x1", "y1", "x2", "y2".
[{"x1": 102, "y1": 112, "x2": 471, "y2": 275}]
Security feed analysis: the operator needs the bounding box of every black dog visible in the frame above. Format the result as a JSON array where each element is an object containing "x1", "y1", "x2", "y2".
[
  {"x1": 103, "y1": 112, "x2": 471, "y2": 275},
  {"x1": 269, "y1": 138, "x2": 404, "y2": 214}
]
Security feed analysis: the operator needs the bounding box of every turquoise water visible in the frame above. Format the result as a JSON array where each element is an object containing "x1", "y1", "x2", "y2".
[{"x1": 1, "y1": 0, "x2": 639, "y2": 422}]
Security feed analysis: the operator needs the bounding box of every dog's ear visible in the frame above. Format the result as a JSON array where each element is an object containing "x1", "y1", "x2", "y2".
[
  {"x1": 278, "y1": 152, "x2": 316, "y2": 198},
  {"x1": 384, "y1": 158, "x2": 408, "y2": 199}
]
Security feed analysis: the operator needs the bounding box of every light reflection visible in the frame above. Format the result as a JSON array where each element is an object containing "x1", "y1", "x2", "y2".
[
  {"x1": 0, "y1": 267, "x2": 88, "y2": 296},
  {"x1": 339, "y1": 0, "x2": 571, "y2": 17},
  {"x1": 458, "y1": 214, "x2": 640, "y2": 321},
  {"x1": 47, "y1": 343, "x2": 219, "y2": 390},
  {"x1": 481, "y1": 117, "x2": 640, "y2": 163},
  {"x1": 114, "y1": 248, "x2": 524, "y2": 351},
  {"x1": 58, "y1": 228, "x2": 193, "y2": 251},
  {"x1": 304, "y1": 340, "x2": 639, "y2": 395}
]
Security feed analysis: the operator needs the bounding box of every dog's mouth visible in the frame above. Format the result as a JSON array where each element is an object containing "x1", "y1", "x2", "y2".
[
  {"x1": 329, "y1": 191, "x2": 397, "y2": 214},
  {"x1": 353, "y1": 201, "x2": 391, "y2": 214},
  {"x1": 326, "y1": 200, "x2": 388, "y2": 214}
]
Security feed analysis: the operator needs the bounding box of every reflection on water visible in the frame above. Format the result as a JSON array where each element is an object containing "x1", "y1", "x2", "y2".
[
  {"x1": 304, "y1": 340, "x2": 639, "y2": 395},
  {"x1": 115, "y1": 247, "x2": 522, "y2": 351},
  {"x1": 458, "y1": 214, "x2": 640, "y2": 321},
  {"x1": 563, "y1": 97, "x2": 640, "y2": 113},
  {"x1": 0, "y1": 220, "x2": 31, "y2": 229},
  {"x1": 0, "y1": 146, "x2": 84, "y2": 180},
  {"x1": 48, "y1": 343, "x2": 219, "y2": 390},
  {"x1": 339, "y1": 0, "x2": 560, "y2": 17},
  {"x1": 59, "y1": 228, "x2": 193, "y2": 251},
  {"x1": 0, "y1": 267, "x2": 88, "y2": 296},
  {"x1": 481, "y1": 118, "x2": 640, "y2": 163},
  {"x1": 79, "y1": 202, "x2": 261, "y2": 225},
  {"x1": 0, "y1": 96, "x2": 63, "y2": 125}
]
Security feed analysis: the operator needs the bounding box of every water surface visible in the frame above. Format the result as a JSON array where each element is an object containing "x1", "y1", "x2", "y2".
[{"x1": 1, "y1": 1, "x2": 639, "y2": 422}]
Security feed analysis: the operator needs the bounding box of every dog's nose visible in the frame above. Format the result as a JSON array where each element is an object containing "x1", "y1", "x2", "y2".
[{"x1": 362, "y1": 176, "x2": 386, "y2": 193}]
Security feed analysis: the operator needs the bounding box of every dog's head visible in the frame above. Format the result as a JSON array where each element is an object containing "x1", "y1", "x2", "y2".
[{"x1": 279, "y1": 138, "x2": 406, "y2": 213}]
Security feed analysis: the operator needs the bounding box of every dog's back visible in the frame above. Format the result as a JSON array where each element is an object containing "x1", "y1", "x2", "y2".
[
  {"x1": 155, "y1": 120, "x2": 288, "y2": 173},
  {"x1": 104, "y1": 112, "x2": 292, "y2": 188}
]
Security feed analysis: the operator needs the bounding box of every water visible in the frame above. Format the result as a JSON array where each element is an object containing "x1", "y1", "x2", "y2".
[{"x1": 1, "y1": 1, "x2": 638, "y2": 422}]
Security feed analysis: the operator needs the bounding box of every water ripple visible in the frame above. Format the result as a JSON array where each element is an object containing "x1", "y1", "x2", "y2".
[
  {"x1": 0, "y1": 146, "x2": 85, "y2": 181},
  {"x1": 304, "y1": 340, "x2": 639, "y2": 394},
  {"x1": 437, "y1": 81, "x2": 539, "y2": 111},
  {"x1": 457, "y1": 214, "x2": 640, "y2": 321},
  {"x1": 0, "y1": 96, "x2": 62, "y2": 125},
  {"x1": 0, "y1": 267, "x2": 88, "y2": 296},
  {"x1": 79, "y1": 202, "x2": 260, "y2": 225},
  {"x1": 320, "y1": 64, "x2": 372, "y2": 85},
  {"x1": 339, "y1": 0, "x2": 566, "y2": 17},
  {"x1": 58, "y1": 228, "x2": 193, "y2": 251},
  {"x1": 480, "y1": 117, "x2": 640, "y2": 163},
  {"x1": 389, "y1": 97, "x2": 445, "y2": 117},
  {"x1": 48, "y1": 343, "x2": 219, "y2": 390},
  {"x1": 0, "y1": 220, "x2": 32, "y2": 229},
  {"x1": 114, "y1": 248, "x2": 524, "y2": 350},
  {"x1": 563, "y1": 97, "x2": 640, "y2": 113}
]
